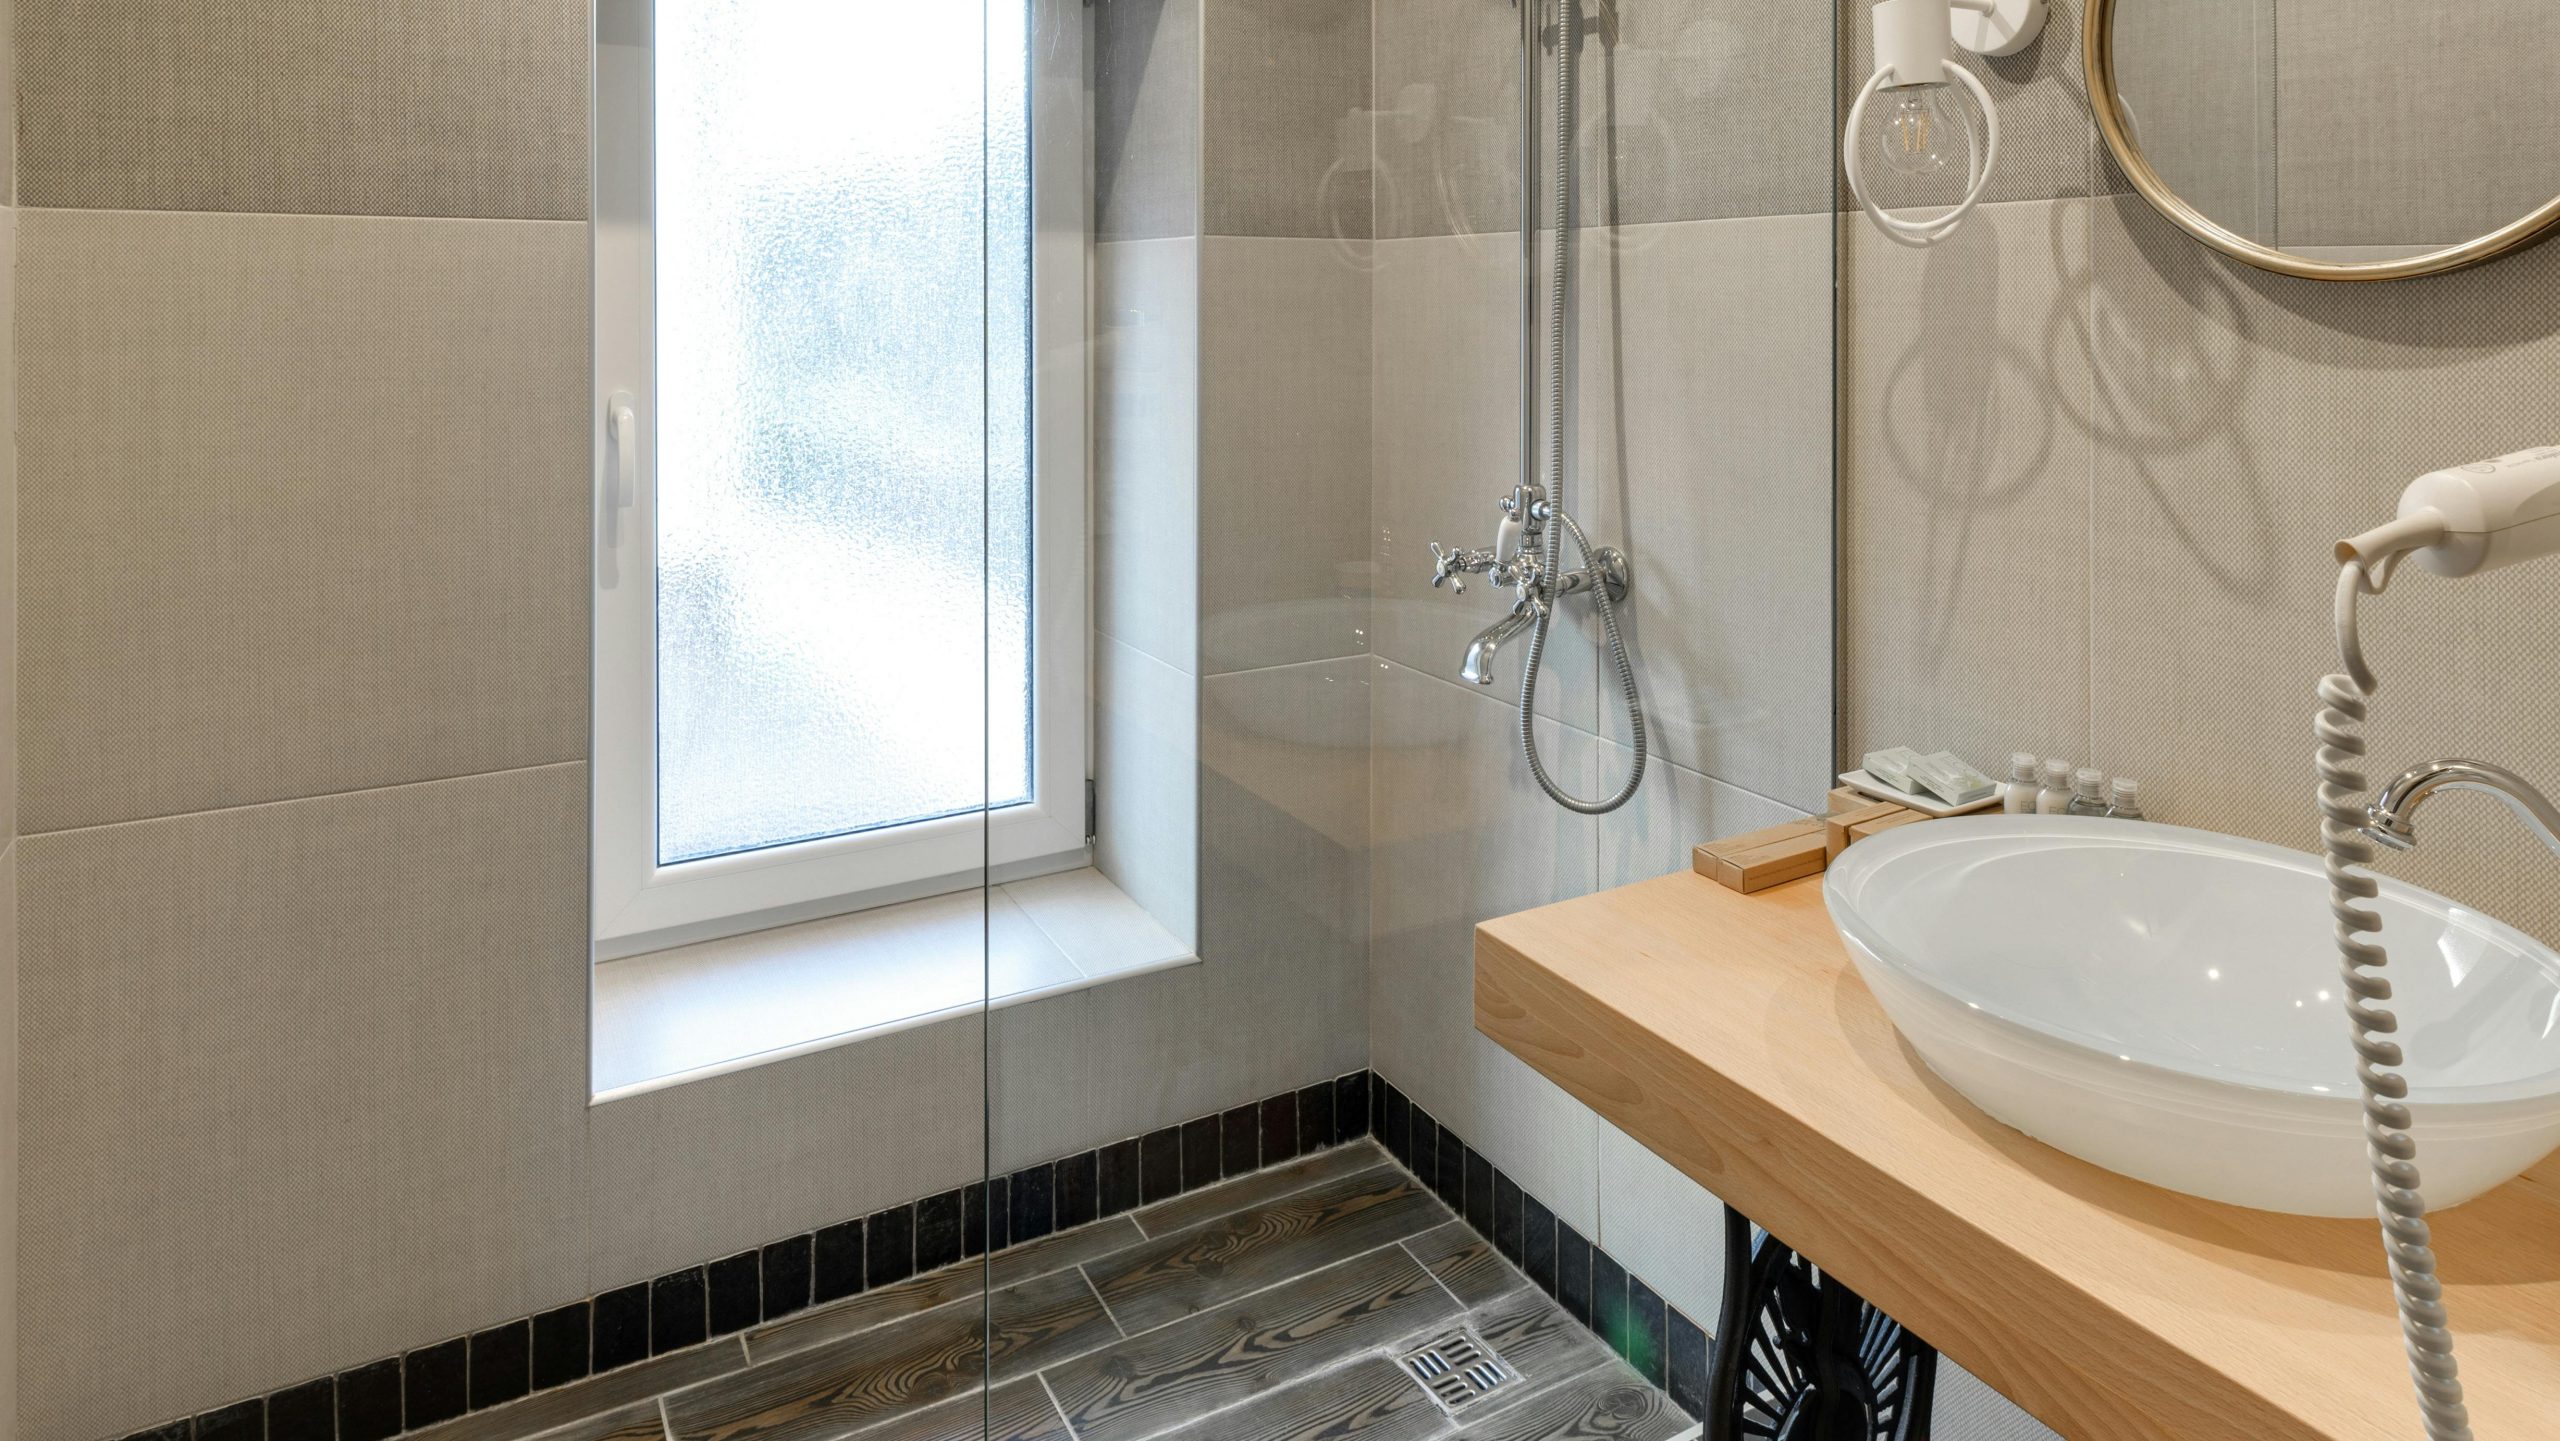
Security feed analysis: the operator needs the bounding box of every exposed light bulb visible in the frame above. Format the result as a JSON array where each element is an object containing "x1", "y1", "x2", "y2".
[{"x1": 1874, "y1": 82, "x2": 1964, "y2": 178}]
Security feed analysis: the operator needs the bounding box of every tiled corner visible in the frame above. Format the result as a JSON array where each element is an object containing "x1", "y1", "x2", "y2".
[
  {"x1": 1200, "y1": 237, "x2": 1373, "y2": 675},
  {"x1": 1202, "y1": 0, "x2": 1372, "y2": 240},
  {"x1": 1094, "y1": 633, "x2": 1199, "y2": 950},
  {"x1": 1840, "y1": 197, "x2": 2096, "y2": 776},
  {"x1": 16, "y1": 209, "x2": 589, "y2": 833},
  {"x1": 15, "y1": 0, "x2": 587, "y2": 219},
  {"x1": 1096, "y1": 0, "x2": 1201, "y2": 242}
]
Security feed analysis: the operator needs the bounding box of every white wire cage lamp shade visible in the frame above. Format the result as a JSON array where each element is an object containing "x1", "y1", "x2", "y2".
[{"x1": 1844, "y1": 0, "x2": 2044, "y2": 247}]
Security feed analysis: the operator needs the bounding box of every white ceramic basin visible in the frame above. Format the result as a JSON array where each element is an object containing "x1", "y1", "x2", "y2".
[{"x1": 1825, "y1": 816, "x2": 2560, "y2": 1216}]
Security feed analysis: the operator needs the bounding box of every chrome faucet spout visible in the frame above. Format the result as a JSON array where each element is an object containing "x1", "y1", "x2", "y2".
[
  {"x1": 2364, "y1": 758, "x2": 2560, "y2": 857},
  {"x1": 1460, "y1": 602, "x2": 1538, "y2": 686}
]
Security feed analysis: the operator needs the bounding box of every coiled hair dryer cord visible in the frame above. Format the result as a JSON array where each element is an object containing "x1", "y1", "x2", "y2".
[{"x1": 2319, "y1": 560, "x2": 2472, "y2": 1441}]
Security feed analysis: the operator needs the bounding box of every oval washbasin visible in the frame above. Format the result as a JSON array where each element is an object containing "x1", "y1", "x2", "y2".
[{"x1": 1824, "y1": 816, "x2": 2560, "y2": 1216}]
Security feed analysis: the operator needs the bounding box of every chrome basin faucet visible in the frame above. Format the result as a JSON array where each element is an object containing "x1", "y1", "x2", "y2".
[{"x1": 2363, "y1": 758, "x2": 2560, "y2": 857}]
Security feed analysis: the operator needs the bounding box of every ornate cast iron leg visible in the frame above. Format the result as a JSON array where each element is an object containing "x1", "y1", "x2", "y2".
[{"x1": 1704, "y1": 1204, "x2": 1938, "y2": 1441}]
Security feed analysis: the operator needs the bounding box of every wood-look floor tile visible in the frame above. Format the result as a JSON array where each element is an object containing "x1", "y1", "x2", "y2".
[
  {"x1": 1179, "y1": 1355, "x2": 1454, "y2": 1441},
  {"x1": 826, "y1": 1376, "x2": 1070, "y2": 1441},
  {"x1": 405, "y1": 1341, "x2": 745, "y2": 1441},
  {"x1": 1466, "y1": 1285, "x2": 1614, "y2": 1387},
  {"x1": 665, "y1": 1269, "x2": 1113, "y2": 1441},
  {"x1": 1402, "y1": 1222, "x2": 1530, "y2": 1311},
  {"x1": 1090, "y1": 1166, "x2": 1453, "y2": 1333},
  {"x1": 1448, "y1": 1361, "x2": 1694, "y2": 1441},
  {"x1": 1047, "y1": 1244, "x2": 1461, "y2": 1441},
  {"x1": 1130, "y1": 1140, "x2": 1391, "y2": 1238},
  {"x1": 535, "y1": 1402, "x2": 674, "y2": 1441},
  {"x1": 747, "y1": 1217, "x2": 1144, "y2": 1363}
]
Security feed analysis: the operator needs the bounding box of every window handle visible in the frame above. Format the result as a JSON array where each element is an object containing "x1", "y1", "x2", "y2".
[{"x1": 602, "y1": 391, "x2": 638, "y2": 584}]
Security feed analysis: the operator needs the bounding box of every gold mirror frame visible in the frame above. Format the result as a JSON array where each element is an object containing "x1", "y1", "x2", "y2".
[{"x1": 2085, "y1": 0, "x2": 2560, "y2": 281}]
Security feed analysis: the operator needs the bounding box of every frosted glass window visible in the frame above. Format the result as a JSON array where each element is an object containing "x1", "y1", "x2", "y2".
[{"x1": 654, "y1": 0, "x2": 1033, "y2": 866}]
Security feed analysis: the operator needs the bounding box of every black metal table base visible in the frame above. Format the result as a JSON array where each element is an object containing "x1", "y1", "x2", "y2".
[{"x1": 1705, "y1": 1204, "x2": 1938, "y2": 1441}]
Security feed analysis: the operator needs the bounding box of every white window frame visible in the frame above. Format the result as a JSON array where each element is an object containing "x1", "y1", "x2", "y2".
[{"x1": 592, "y1": 0, "x2": 1089, "y2": 957}]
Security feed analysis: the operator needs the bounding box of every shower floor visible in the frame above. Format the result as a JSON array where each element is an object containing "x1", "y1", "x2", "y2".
[{"x1": 422, "y1": 1139, "x2": 1696, "y2": 1441}]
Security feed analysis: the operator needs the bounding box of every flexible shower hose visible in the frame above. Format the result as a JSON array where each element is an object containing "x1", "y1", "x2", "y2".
[
  {"x1": 1517, "y1": 0, "x2": 1647, "y2": 816},
  {"x1": 2318, "y1": 560, "x2": 2472, "y2": 1441}
]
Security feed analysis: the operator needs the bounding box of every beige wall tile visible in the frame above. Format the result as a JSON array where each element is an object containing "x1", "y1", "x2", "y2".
[
  {"x1": 1203, "y1": 0, "x2": 1371, "y2": 240},
  {"x1": 0, "y1": 206, "x2": 15, "y2": 850},
  {"x1": 1097, "y1": 0, "x2": 1200, "y2": 243},
  {"x1": 1201, "y1": 237, "x2": 1372, "y2": 675},
  {"x1": 1571, "y1": 213, "x2": 1834, "y2": 811},
  {"x1": 1841, "y1": 199, "x2": 2095, "y2": 774},
  {"x1": 1595, "y1": 1122, "x2": 1725, "y2": 1331},
  {"x1": 1574, "y1": 0, "x2": 1835, "y2": 226},
  {"x1": 1370, "y1": 232, "x2": 1598, "y2": 733},
  {"x1": 2271, "y1": 0, "x2": 2560, "y2": 250},
  {"x1": 2089, "y1": 193, "x2": 2560, "y2": 944},
  {"x1": 17, "y1": 766, "x2": 590, "y2": 1441},
  {"x1": 1595, "y1": 750, "x2": 1804, "y2": 893},
  {"x1": 17, "y1": 209, "x2": 588, "y2": 833},
  {"x1": 1095, "y1": 237, "x2": 1200, "y2": 674},
  {"x1": 0, "y1": 845, "x2": 17, "y2": 1441},
  {"x1": 2108, "y1": 0, "x2": 2275, "y2": 243},
  {"x1": 585, "y1": 1015, "x2": 986, "y2": 1290},
  {"x1": 1371, "y1": 0, "x2": 1519, "y2": 240},
  {"x1": 16, "y1": 0, "x2": 585, "y2": 219}
]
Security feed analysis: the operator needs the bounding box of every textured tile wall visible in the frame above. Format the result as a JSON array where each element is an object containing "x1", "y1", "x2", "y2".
[
  {"x1": 1096, "y1": 0, "x2": 1199, "y2": 242},
  {"x1": 15, "y1": 210, "x2": 590, "y2": 832},
  {"x1": 15, "y1": 0, "x2": 587, "y2": 219},
  {"x1": 1201, "y1": 0, "x2": 1371, "y2": 240}
]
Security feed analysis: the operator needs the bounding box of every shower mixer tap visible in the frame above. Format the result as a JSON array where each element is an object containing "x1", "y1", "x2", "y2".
[{"x1": 1429, "y1": 486, "x2": 1631, "y2": 686}]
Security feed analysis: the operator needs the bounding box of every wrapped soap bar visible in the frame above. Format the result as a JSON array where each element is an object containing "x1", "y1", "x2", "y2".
[
  {"x1": 1910, "y1": 751, "x2": 1997, "y2": 806},
  {"x1": 1863, "y1": 747, "x2": 1924, "y2": 792}
]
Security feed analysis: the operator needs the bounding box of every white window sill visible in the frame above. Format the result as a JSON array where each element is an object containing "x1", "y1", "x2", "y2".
[{"x1": 590, "y1": 866, "x2": 1195, "y2": 1102}]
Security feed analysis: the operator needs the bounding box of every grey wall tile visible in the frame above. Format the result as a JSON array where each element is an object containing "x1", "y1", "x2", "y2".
[
  {"x1": 1570, "y1": 213, "x2": 1834, "y2": 810},
  {"x1": 1372, "y1": 0, "x2": 1519, "y2": 239},
  {"x1": 1095, "y1": 237, "x2": 1201, "y2": 673},
  {"x1": 1366, "y1": 657, "x2": 1602, "y2": 1232},
  {"x1": 17, "y1": 210, "x2": 589, "y2": 834},
  {"x1": 1935, "y1": 1362, "x2": 2065, "y2": 1441},
  {"x1": 15, "y1": 0, "x2": 587, "y2": 218},
  {"x1": 1203, "y1": 0, "x2": 1371, "y2": 239},
  {"x1": 2107, "y1": 0, "x2": 2275, "y2": 243},
  {"x1": 0, "y1": 207, "x2": 16, "y2": 849},
  {"x1": 585, "y1": 1015, "x2": 986, "y2": 1290},
  {"x1": 2269, "y1": 0, "x2": 2560, "y2": 250},
  {"x1": 1840, "y1": 199, "x2": 2095, "y2": 775},
  {"x1": 1839, "y1": 0, "x2": 2092, "y2": 211},
  {"x1": 1574, "y1": 0, "x2": 1836, "y2": 226},
  {"x1": 1201, "y1": 237, "x2": 1372, "y2": 674},
  {"x1": 1098, "y1": 0, "x2": 1200, "y2": 242},
  {"x1": 0, "y1": 844, "x2": 17, "y2": 1441},
  {"x1": 1370, "y1": 232, "x2": 1598, "y2": 733},
  {"x1": 2088, "y1": 192, "x2": 2560, "y2": 944},
  {"x1": 1096, "y1": 632, "x2": 1198, "y2": 949},
  {"x1": 1595, "y1": 751, "x2": 1804, "y2": 894},
  {"x1": 17, "y1": 766, "x2": 590, "y2": 1441}
]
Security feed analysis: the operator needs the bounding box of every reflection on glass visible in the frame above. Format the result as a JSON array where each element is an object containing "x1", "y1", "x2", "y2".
[{"x1": 654, "y1": 0, "x2": 1032, "y2": 866}]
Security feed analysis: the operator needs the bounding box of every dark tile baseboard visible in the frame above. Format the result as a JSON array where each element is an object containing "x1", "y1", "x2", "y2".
[
  {"x1": 110, "y1": 1070, "x2": 1377, "y2": 1441},
  {"x1": 108, "y1": 1065, "x2": 1720, "y2": 1441}
]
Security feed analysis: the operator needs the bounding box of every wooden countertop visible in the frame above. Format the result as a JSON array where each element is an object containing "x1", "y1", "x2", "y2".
[{"x1": 1474, "y1": 871, "x2": 2560, "y2": 1441}]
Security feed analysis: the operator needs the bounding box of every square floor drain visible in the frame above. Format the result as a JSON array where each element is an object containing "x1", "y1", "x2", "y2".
[{"x1": 1398, "y1": 1327, "x2": 1520, "y2": 1414}]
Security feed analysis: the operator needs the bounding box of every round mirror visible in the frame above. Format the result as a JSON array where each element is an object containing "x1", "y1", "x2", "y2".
[{"x1": 2086, "y1": 0, "x2": 2560, "y2": 281}]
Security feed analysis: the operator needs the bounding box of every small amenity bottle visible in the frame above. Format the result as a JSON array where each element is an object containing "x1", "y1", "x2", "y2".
[
  {"x1": 2036, "y1": 759, "x2": 2074, "y2": 814},
  {"x1": 2106, "y1": 777, "x2": 2145, "y2": 820},
  {"x1": 2003, "y1": 753, "x2": 2039, "y2": 814},
  {"x1": 2066, "y1": 767, "x2": 2110, "y2": 816}
]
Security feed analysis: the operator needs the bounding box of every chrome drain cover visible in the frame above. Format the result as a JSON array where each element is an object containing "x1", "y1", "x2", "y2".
[{"x1": 1398, "y1": 1327, "x2": 1520, "y2": 1414}]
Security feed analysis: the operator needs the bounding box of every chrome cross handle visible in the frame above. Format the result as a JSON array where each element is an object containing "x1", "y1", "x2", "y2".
[{"x1": 1429, "y1": 541, "x2": 1500, "y2": 594}]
